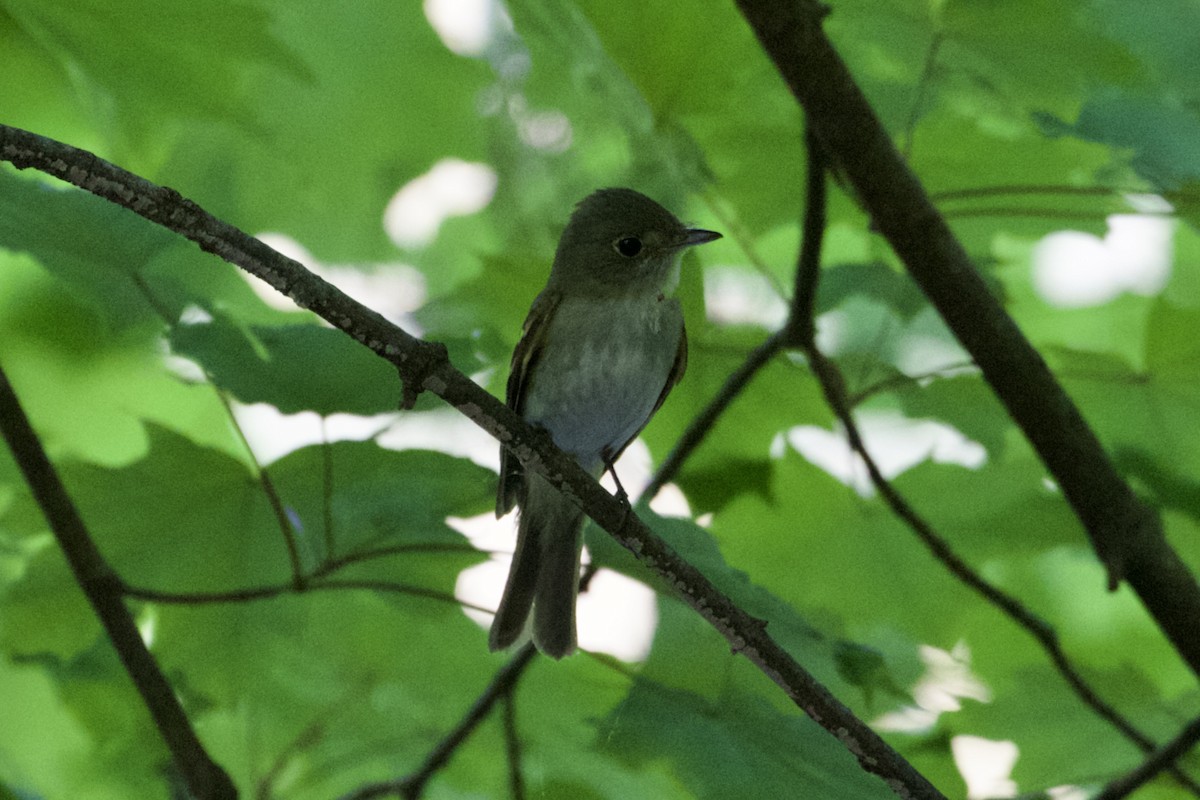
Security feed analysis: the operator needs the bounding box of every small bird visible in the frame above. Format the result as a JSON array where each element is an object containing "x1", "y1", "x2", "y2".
[{"x1": 489, "y1": 188, "x2": 721, "y2": 658}]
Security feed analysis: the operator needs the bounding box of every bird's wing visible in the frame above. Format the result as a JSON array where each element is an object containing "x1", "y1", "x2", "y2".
[{"x1": 496, "y1": 290, "x2": 562, "y2": 517}]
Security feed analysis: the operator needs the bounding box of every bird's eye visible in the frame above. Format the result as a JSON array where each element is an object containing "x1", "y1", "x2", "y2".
[{"x1": 614, "y1": 236, "x2": 643, "y2": 258}]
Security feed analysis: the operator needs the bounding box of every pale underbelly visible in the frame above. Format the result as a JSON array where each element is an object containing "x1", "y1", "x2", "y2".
[{"x1": 523, "y1": 308, "x2": 681, "y2": 471}]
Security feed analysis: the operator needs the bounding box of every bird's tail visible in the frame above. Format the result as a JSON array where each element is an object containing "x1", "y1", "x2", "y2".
[{"x1": 488, "y1": 473, "x2": 584, "y2": 659}]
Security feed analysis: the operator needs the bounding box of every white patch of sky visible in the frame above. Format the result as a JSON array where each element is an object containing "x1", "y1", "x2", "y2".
[
  {"x1": 1033, "y1": 199, "x2": 1174, "y2": 307},
  {"x1": 383, "y1": 158, "x2": 497, "y2": 249}
]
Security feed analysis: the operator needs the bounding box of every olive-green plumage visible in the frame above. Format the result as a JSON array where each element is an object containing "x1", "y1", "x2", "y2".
[{"x1": 489, "y1": 188, "x2": 720, "y2": 658}]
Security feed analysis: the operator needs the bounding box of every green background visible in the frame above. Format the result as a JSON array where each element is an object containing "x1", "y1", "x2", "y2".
[{"x1": 1, "y1": 0, "x2": 1199, "y2": 797}]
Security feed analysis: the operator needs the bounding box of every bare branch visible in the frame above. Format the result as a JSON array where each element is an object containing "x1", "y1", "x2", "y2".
[
  {"x1": 781, "y1": 121, "x2": 1199, "y2": 795},
  {"x1": 501, "y1": 693, "x2": 527, "y2": 800},
  {"x1": 733, "y1": 0, "x2": 1200, "y2": 678},
  {"x1": 0, "y1": 366, "x2": 236, "y2": 800},
  {"x1": 643, "y1": 330, "x2": 786, "y2": 501},
  {"x1": 336, "y1": 645, "x2": 539, "y2": 800},
  {"x1": 126, "y1": 577, "x2": 495, "y2": 616},
  {"x1": 1094, "y1": 716, "x2": 1200, "y2": 800}
]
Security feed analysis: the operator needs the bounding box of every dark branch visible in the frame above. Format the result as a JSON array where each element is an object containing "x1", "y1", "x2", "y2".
[
  {"x1": 733, "y1": 0, "x2": 1200, "y2": 679},
  {"x1": 336, "y1": 645, "x2": 539, "y2": 800},
  {"x1": 0, "y1": 366, "x2": 236, "y2": 800},
  {"x1": 126, "y1": 577, "x2": 495, "y2": 616},
  {"x1": 780, "y1": 118, "x2": 1199, "y2": 794},
  {"x1": 784, "y1": 123, "x2": 829, "y2": 346},
  {"x1": 501, "y1": 692, "x2": 527, "y2": 800},
  {"x1": 1094, "y1": 716, "x2": 1200, "y2": 800},
  {"x1": 643, "y1": 330, "x2": 785, "y2": 501},
  {"x1": 804, "y1": 346, "x2": 1200, "y2": 795}
]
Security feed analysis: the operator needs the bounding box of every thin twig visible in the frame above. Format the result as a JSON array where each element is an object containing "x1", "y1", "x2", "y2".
[
  {"x1": 783, "y1": 124, "x2": 829, "y2": 346},
  {"x1": 940, "y1": 207, "x2": 1173, "y2": 222},
  {"x1": 929, "y1": 184, "x2": 1144, "y2": 203},
  {"x1": 125, "y1": 577, "x2": 495, "y2": 616},
  {"x1": 336, "y1": 645, "x2": 539, "y2": 800},
  {"x1": 315, "y1": 542, "x2": 480, "y2": 576},
  {"x1": 1094, "y1": 716, "x2": 1200, "y2": 800},
  {"x1": 255, "y1": 717, "x2": 327, "y2": 800},
  {"x1": 899, "y1": 30, "x2": 943, "y2": 161},
  {"x1": 846, "y1": 360, "x2": 977, "y2": 407},
  {"x1": 0, "y1": 365, "x2": 237, "y2": 800},
  {"x1": 501, "y1": 692, "x2": 526, "y2": 800},
  {"x1": 217, "y1": 389, "x2": 307, "y2": 586},
  {"x1": 130, "y1": 273, "x2": 308, "y2": 586},
  {"x1": 698, "y1": 189, "x2": 790, "y2": 299}
]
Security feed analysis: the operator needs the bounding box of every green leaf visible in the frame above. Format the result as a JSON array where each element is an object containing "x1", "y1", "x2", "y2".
[
  {"x1": 170, "y1": 315, "x2": 400, "y2": 416},
  {"x1": 0, "y1": 169, "x2": 296, "y2": 332},
  {"x1": 165, "y1": 0, "x2": 493, "y2": 263},
  {"x1": 599, "y1": 680, "x2": 897, "y2": 799},
  {"x1": 268, "y1": 442, "x2": 495, "y2": 561},
  {"x1": 60, "y1": 425, "x2": 278, "y2": 592},
  {"x1": 819, "y1": 261, "x2": 932, "y2": 321},
  {"x1": 0, "y1": 656, "x2": 92, "y2": 797},
  {"x1": 895, "y1": 458, "x2": 1082, "y2": 558},
  {"x1": 3, "y1": 0, "x2": 308, "y2": 132},
  {"x1": 0, "y1": 169, "x2": 169, "y2": 330},
  {"x1": 1047, "y1": 87, "x2": 1200, "y2": 188},
  {"x1": 1166, "y1": 180, "x2": 1200, "y2": 231},
  {"x1": 675, "y1": 457, "x2": 773, "y2": 514},
  {"x1": 896, "y1": 374, "x2": 1012, "y2": 458}
]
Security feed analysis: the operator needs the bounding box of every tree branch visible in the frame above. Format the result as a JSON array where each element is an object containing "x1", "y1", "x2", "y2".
[
  {"x1": 501, "y1": 691, "x2": 527, "y2": 800},
  {"x1": 126, "y1": 577, "x2": 496, "y2": 616},
  {"x1": 1094, "y1": 716, "x2": 1200, "y2": 800},
  {"x1": 643, "y1": 329, "x2": 786, "y2": 501},
  {"x1": 777, "y1": 122, "x2": 1200, "y2": 794},
  {"x1": 803, "y1": 346, "x2": 1200, "y2": 794},
  {"x1": 783, "y1": 123, "x2": 828, "y2": 347},
  {"x1": 0, "y1": 125, "x2": 945, "y2": 798},
  {"x1": 0, "y1": 365, "x2": 236, "y2": 800},
  {"x1": 733, "y1": 0, "x2": 1200, "y2": 678},
  {"x1": 336, "y1": 645, "x2": 538, "y2": 800}
]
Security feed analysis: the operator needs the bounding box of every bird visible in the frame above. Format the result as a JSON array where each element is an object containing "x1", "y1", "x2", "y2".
[{"x1": 488, "y1": 188, "x2": 721, "y2": 658}]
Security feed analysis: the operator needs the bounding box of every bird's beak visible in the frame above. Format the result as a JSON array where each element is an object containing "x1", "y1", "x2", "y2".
[{"x1": 681, "y1": 228, "x2": 722, "y2": 247}]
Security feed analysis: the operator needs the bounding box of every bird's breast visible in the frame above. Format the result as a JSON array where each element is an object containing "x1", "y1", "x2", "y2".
[{"x1": 522, "y1": 294, "x2": 683, "y2": 471}]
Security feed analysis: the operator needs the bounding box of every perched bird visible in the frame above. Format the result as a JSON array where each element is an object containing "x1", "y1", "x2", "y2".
[{"x1": 489, "y1": 188, "x2": 721, "y2": 658}]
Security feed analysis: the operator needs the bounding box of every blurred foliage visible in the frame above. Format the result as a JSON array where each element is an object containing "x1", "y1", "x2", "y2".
[{"x1": 1, "y1": 0, "x2": 1199, "y2": 797}]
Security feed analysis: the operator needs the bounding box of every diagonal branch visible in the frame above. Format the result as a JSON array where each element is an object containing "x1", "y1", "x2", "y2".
[
  {"x1": 0, "y1": 365, "x2": 236, "y2": 800},
  {"x1": 1094, "y1": 715, "x2": 1200, "y2": 800},
  {"x1": 500, "y1": 684, "x2": 527, "y2": 800},
  {"x1": 643, "y1": 329, "x2": 786, "y2": 502},
  {"x1": 132, "y1": 273, "x2": 308, "y2": 587},
  {"x1": 733, "y1": 0, "x2": 1200, "y2": 680},
  {"x1": 803, "y1": 345, "x2": 1200, "y2": 795},
  {"x1": 778, "y1": 111, "x2": 1200, "y2": 797},
  {"x1": 335, "y1": 645, "x2": 538, "y2": 800},
  {"x1": 0, "y1": 125, "x2": 946, "y2": 798}
]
